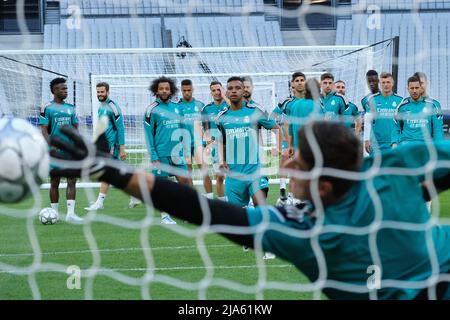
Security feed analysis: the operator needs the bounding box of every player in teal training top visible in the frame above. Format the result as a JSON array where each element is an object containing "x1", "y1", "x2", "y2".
[
  {"x1": 319, "y1": 73, "x2": 348, "y2": 121},
  {"x1": 216, "y1": 76, "x2": 281, "y2": 208},
  {"x1": 85, "y1": 82, "x2": 128, "y2": 211},
  {"x1": 364, "y1": 72, "x2": 403, "y2": 154},
  {"x1": 284, "y1": 79, "x2": 323, "y2": 151},
  {"x1": 39, "y1": 77, "x2": 82, "y2": 223},
  {"x1": 361, "y1": 70, "x2": 380, "y2": 112},
  {"x1": 200, "y1": 81, "x2": 229, "y2": 201},
  {"x1": 414, "y1": 71, "x2": 444, "y2": 132},
  {"x1": 178, "y1": 79, "x2": 205, "y2": 172},
  {"x1": 52, "y1": 120, "x2": 450, "y2": 300},
  {"x1": 334, "y1": 80, "x2": 362, "y2": 133},
  {"x1": 272, "y1": 72, "x2": 307, "y2": 202},
  {"x1": 143, "y1": 76, "x2": 193, "y2": 224},
  {"x1": 392, "y1": 76, "x2": 444, "y2": 147}
]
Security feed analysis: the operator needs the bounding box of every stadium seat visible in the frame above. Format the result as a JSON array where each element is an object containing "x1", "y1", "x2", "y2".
[{"x1": 336, "y1": 10, "x2": 450, "y2": 108}]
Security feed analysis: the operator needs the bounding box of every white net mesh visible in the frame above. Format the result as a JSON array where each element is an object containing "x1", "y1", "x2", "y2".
[{"x1": 0, "y1": 44, "x2": 390, "y2": 175}]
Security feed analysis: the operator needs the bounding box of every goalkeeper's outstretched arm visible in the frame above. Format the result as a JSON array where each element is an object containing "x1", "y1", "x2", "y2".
[{"x1": 125, "y1": 172, "x2": 254, "y2": 247}]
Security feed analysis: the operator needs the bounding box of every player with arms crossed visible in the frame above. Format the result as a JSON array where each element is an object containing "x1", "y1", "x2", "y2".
[
  {"x1": 144, "y1": 76, "x2": 193, "y2": 224},
  {"x1": 85, "y1": 82, "x2": 128, "y2": 211},
  {"x1": 363, "y1": 72, "x2": 403, "y2": 154},
  {"x1": 50, "y1": 120, "x2": 450, "y2": 300},
  {"x1": 200, "y1": 81, "x2": 228, "y2": 201},
  {"x1": 39, "y1": 77, "x2": 82, "y2": 223}
]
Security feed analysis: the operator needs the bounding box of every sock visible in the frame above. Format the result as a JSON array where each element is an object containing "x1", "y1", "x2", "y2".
[
  {"x1": 280, "y1": 188, "x2": 287, "y2": 199},
  {"x1": 218, "y1": 196, "x2": 227, "y2": 201},
  {"x1": 51, "y1": 203, "x2": 59, "y2": 213},
  {"x1": 161, "y1": 212, "x2": 169, "y2": 219},
  {"x1": 280, "y1": 178, "x2": 287, "y2": 190},
  {"x1": 67, "y1": 200, "x2": 76, "y2": 216},
  {"x1": 97, "y1": 193, "x2": 106, "y2": 205},
  {"x1": 131, "y1": 196, "x2": 141, "y2": 204},
  {"x1": 206, "y1": 193, "x2": 214, "y2": 199}
]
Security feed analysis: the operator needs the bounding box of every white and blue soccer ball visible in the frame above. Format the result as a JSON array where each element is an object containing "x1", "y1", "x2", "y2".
[
  {"x1": 0, "y1": 117, "x2": 49, "y2": 203},
  {"x1": 39, "y1": 207, "x2": 58, "y2": 225}
]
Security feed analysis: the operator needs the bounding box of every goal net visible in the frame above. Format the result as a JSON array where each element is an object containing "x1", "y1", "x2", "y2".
[
  {"x1": 6, "y1": 40, "x2": 448, "y2": 303},
  {"x1": 0, "y1": 43, "x2": 391, "y2": 183}
]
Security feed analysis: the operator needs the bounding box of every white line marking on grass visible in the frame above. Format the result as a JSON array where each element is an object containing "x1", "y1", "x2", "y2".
[
  {"x1": 0, "y1": 264, "x2": 294, "y2": 274},
  {"x1": 0, "y1": 244, "x2": 236, "y2": 258},
  {"x1": 101, "y1": 264, "x2": 294, "y2": 272}
]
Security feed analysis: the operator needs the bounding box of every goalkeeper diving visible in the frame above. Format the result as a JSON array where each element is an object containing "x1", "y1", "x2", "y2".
[{"x1": 49, "y1": 118, "x2": 450, "y2": 300}]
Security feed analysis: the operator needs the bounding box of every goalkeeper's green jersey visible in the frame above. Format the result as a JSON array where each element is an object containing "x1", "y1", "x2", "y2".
[
  {"x1": 246, "y1": 141, "x2": 450, "y2": 300},
  {"x1": 143, "y1": 99, "x2": 184, "y2": 162},
  {"x1": 98, "y1": 98, "x2": 125, "y2": 148},
  {"x1": 39, "y1": 100, "x2": 78, "y2": 142}
]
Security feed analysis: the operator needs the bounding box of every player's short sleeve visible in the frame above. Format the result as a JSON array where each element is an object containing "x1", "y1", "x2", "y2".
[
  {"x1": 38, "y1": 104, "x2": 50, "y2": 126},
  {"x1": 256, "y1": 109, "x2": 276, "y2": 129}
]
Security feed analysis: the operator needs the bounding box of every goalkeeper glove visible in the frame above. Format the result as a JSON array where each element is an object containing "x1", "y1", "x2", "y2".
[{"x1": 49, "y1": 124, "x2": 133, "y2": 190}]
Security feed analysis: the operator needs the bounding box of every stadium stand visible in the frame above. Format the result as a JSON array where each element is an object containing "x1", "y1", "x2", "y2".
[
  {"x1": 60, "y1": 0, "x2": 266, "y2": 16},
  {"x1": 336, "y1": 11, "x2": 450, "y2": 110},
  {"x1": 43, "y1": 17, "x2": 282, "y2": 49},
  {"x1": 353, "y1": 0, "x2": 450, "y2": 10}
]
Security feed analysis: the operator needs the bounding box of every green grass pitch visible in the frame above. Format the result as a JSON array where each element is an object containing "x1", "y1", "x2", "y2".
[{"x1": 0, "y1": 186, "x2": 449, "y2": 300}]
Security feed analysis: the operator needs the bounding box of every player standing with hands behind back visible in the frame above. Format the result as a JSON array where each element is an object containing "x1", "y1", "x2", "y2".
[
  {"x1": 39, "y1": 77, "x2": 82, "y2": 223},
  {"x1": 85, "y1": 82, "x2": 131, "y2": 211}
]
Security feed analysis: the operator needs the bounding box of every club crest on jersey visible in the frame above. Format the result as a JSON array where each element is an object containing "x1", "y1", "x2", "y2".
[
  {"x1": 393, "y1": 101, "x2": 397, "y2": 107},
  {"x1": 244, "y1": 116, "x2": 250, "y2": 123},
  {"x1": 331, "y1": 100, "x2": 336, "y2": 106}
]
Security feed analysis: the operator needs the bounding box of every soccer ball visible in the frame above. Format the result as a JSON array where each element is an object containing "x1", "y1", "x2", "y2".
[
  {"x1": 39, "y1": 207, "x2": 58, "y2": 225},
  {"x1": 0, "y1": 117, "x2": 49, "y2": 203}
]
